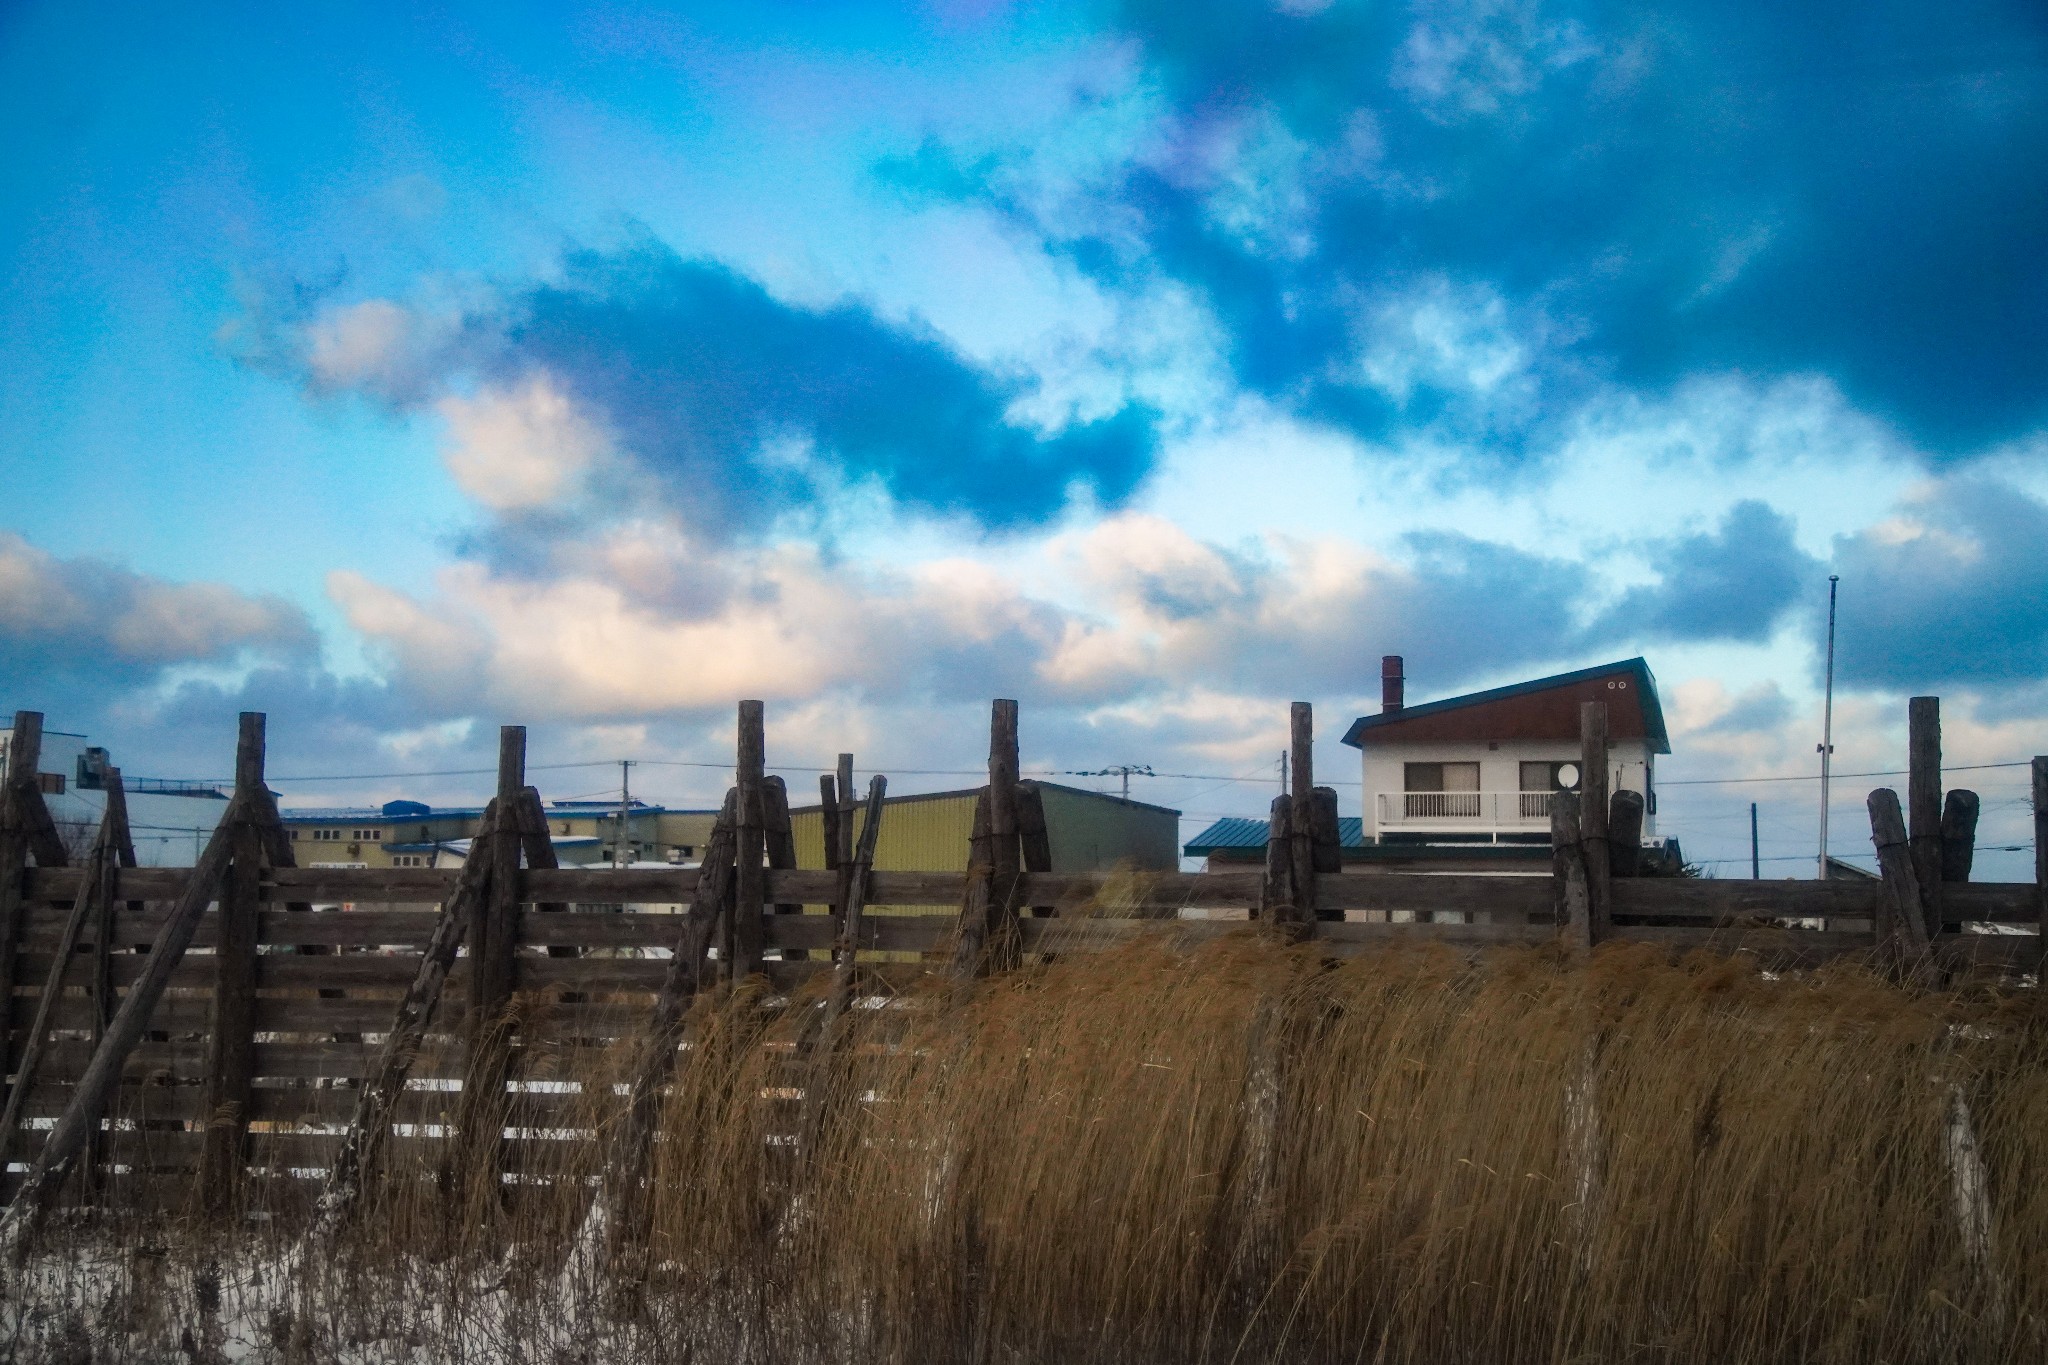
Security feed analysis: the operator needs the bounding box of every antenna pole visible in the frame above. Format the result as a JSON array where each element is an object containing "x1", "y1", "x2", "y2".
[
  {"x1": 615, "y1": 758, "x2": 635, "y2": 870},
  {"x1": 1817, "y1": 574, "x2": 1839, "y2": 880}
]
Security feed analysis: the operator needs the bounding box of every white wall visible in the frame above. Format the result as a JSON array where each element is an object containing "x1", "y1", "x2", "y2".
[{"x1": 1360, "y1": 738, "x2": 1655, "y2": 839}]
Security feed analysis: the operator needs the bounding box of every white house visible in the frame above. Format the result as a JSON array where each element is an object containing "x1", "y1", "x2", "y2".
[{"x1": 1341, "y1": 655, "x2": 1668, "y2": 847}]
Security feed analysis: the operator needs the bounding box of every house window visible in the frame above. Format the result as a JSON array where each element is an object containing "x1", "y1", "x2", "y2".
[
  {"x1": 1518, "y1": 762, "x2": 1579, "y2": 818},
  {"x1": 1403, "y1": 762, "x2": 1480, "y2": 818},
  {"x1": 352, "y1": 828, "x2": 382, "y2": 842},
  {"x1": 37, "y1": 773, "x2": 65, "y2": 795},
  {"x1": 392, "y1": 854, "x2": 427, "y2": 868}
]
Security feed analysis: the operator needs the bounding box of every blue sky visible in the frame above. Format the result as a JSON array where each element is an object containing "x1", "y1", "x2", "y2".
[{"x1": 3, "y1": 1, "x2": 2044, "y2": 875}]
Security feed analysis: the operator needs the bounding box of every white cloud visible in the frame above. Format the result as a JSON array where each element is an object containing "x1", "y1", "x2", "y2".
[{"x1": 436, "y1": 372, "x2": 613, "y2": 512}]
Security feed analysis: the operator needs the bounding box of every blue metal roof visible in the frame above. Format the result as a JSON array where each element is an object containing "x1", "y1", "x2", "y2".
[
  {"x1": 1339, "y1": 656, "x2": 1669, "y2": 752},
  {"x1": 278, "y1": 806, "x2": 488, "y2": 822},
  {"x1": 1184, "y1": 816, "x2": 1366, "y2": 855}
]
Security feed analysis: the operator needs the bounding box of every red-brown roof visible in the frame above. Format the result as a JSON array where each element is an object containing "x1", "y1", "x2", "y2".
[{"x1": 1340, "y1": 657, "x2": 1669, "y2": 753}]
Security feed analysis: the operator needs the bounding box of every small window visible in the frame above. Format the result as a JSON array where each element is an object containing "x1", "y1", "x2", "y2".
[
  {"x1": 1521, "y1": 761, "x2": 1579, "y2": 793},
  {"x1": 37, "y1": 772, "x2": 64, "y2": 795},
  {"x1": 1404, "y1": 762, "x2": 1478, "y2": 793}
]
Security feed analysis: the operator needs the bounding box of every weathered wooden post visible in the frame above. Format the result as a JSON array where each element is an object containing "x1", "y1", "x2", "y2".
[
  {"x1": 1908, "y1": 697, "x2": 1943, "y2": 940},
  {"x1": 198, "y1": 713, "x2": 268, "y2": 1214},
  {"x1": 1608, "y1": 790, "x2": 1645, "y2": 879},
  {"x1": 824, "y1": 777, "x2": 888, "y2": 1030},
  {"x1": 450, "y1": 726, "x2": 527, "y2": 1206},
  {"x1": 0, "y1": 712, "x2": 67, "y2": 1080},
  {"x1": 763, "y1": 776, "x2": 803, "y2": 955},
  {"x1": 952, "y1": 701, "x2": 1023, "y2": 977},
  {"x1": 1310, "y1": 787, "x2": 1342, "y2": 921},
  {"x1": 1552, "y1": 791, "x2": 1590, "y2": 952},
  {"x1": 1868, "y1": 788, "x2": 1933, "y2": 978},
  {"x1": 0, "y1": 785, "x2": 120, "y2": 1166},
  {"x1": 310, "y1": 798, "x2": 505, "y2": 1245},
  {"x1": 1017, "y1": 784, "x2": 1057, "y2": 916},
  {"x1": 3, "y1": 770, "x2": 246, "y2": 1248},
  {"x1": 1288, "y1": 703, "x2": 1317, "y2": 926},
  {"x1": 1258, "y1": 795, "x2": 1294, "y2": 925},
  {"x1": 1939, "y1": 789, "x2": 1979, "y2": 887},
  {"x1": 2034, "y1": 757, "x2": 2047, "y2": 972},
  {"x1": 731, "y1": 701, "x2": 767, "y2": 984},
  {"x1": 1579, "y1": 703, "x2": 1611, "y2": 941}
]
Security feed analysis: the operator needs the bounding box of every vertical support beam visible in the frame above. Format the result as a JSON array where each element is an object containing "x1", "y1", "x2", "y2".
[
  {"x1": 453, "y1": 727, "x2": 524, "y2": 1206},
  {"x1": 1015, "y1": 784, "x2": 1055, "y2": 917},
  {"x1": 1607, "y1": 790, "x2": 1645, "y2": 879},
  {"x1": 0, "y1": 712, "x2": 46, "y2": 1076},
  {"x1": 988, "y1": 699, "x2": 1022, "y2": 927},
  {"x1": 199, "y1": 713, "x2": 266, "y2": 1214},
  {"x1": 824, "y1": 777, "x2": 888, "y2": 1029},
  {"x1": 1258, "y1": 795, "x2": 1299, "y2": 929},
  {"x1": 836, "y1": 754, "x2": 855, "y2": 870},
  {"x1": 731, "y1": 701, "x2": 767, "y2": 984},
  {"x1": 2033, "y1": 758, "x2": 2047, "y2": 974},
  {"x1": 1868, "y1": 788, "x2": 1931, "y2": 964},
  {"x1": 951, "y1": 794, "x2": 996, "y2": 978},
  {"x1": 1288, "y1": 703, "x2": 1317, "y2": 927},
  {"x1": 1579, "y1": 703, "x2": 1611, "y2": 942},
  {"x1": 1938, "y1": 790, "x2": 1979, "y2": 888},
  {"x1": 86, "y1": 769, "x2": 131, "y2": 1194},
  {"x1": 1310, "y1": 787, "x2": 1342, "y2": 921},
  {"x1": 1552, "y1": 791, "x2": 1590, "y2": 952},
  {"x1": 1908, "y1": 696, "x2": 1943, "y2": 940},
  {"x1": 763, "y1": 776, "x2": 803, "y2": 957}
]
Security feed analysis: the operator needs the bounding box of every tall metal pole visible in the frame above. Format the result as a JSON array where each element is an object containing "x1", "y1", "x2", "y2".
[
  {"x1": 1816, "y1": 574, "x2": 1840, "y2": 880},
  {"x1": 614, "y1": 758, "x2": 635, "y2": 870}
]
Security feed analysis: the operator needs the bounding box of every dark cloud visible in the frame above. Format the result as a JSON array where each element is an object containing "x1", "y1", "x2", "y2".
[
  {"x1": 1009, "y1": 0, "x2": 2048, "y2": 456},
  {"x1": 1592, "y1": 500, "x2": 1814, "y2": 644},
  {"x1": 1828, "y1": 478, "x2": 2048, "y2": 689},
  {"x1": 497, "y1": 244, "x2": 1160, "y2": 534}
]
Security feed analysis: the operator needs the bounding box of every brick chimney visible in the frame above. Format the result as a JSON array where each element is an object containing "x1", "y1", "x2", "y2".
[{"x1": 1381, "y1": 655, "x2": 1404, "y2": 713}]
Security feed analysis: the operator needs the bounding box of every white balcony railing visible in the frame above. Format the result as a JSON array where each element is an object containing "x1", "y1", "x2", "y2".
[{"x1": 1376, "y1": 791, "x2": 1556, "y2": 828}]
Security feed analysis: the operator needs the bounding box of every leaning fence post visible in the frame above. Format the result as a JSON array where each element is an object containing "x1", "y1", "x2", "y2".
[
  {"x1": 731, "y1": 701, "x2": 767, "y2": 984},
  {"x1": 198, "y1": 713, "x2": 268, "y2": 1215},
  {"x1": 308, "y1": 798, "x2": 504, "y2": 1245},
  {"x1": 1908, "y1": 697, "x2": 1944, "y2": 940},
  {"x1": 763, "y1": 776, "x2": 804, "y2": 956},
  {"x1": 2, "y1": 784, "x2": 246, "y2": 1250},
  {"x1": 1579, "y1": 703, "x2": 1611, "y2": 941},
  {"x1": 1868, "y1": 789, "x2": 1933, "y2": 984}
]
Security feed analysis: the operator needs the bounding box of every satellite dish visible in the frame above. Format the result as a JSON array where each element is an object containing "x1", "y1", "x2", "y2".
[{"x1": 1556, "y1": 763, "x2": 1580, "y2": 789}]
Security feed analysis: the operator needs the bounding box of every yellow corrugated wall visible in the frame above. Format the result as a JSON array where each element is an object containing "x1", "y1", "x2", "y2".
[{"x1": 789, "y1": 792, "x2": 978, "y2": 916}]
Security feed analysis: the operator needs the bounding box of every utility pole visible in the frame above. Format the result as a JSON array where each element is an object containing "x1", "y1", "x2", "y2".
[
  {"x1": 1750, "y1": 803, "x2": 1760, "y2": 880},
  {"x1": 614, "y1": 758, "x2": 635, "y2": 870},
  {"x1": 1817, "y1": 574, "x2": 1839, "y2": 880},
  {"x1": 1068, "y1": 765, "x2": 1154, "y2": 801}
]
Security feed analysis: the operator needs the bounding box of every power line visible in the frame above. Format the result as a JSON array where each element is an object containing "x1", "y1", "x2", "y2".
[{"x1": 1660, "y1": 761, "x2": 2032, "y2": 787}]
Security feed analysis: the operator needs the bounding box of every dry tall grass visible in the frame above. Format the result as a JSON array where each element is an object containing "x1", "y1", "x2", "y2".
[{"x1": 7, "y1": 931, "x2": 2046, "y2": 1363}]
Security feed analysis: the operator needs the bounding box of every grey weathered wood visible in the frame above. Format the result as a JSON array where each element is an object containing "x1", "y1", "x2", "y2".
[
  {"x1": 819, "y1": 774, "x2": 841, "y2": 874},
  {"x1": 1016, "y1": 783, "x2": 1055, "y2": 916},
  {"x1": 451, "y1": 727, "x2": 527, "y2": 1202},
  {"x1": 604, "y1": 789, "x2": 737, "y2": 1256},
  {"x1": 1553, "y1": 790, "x2": 1590, "y2": 952},
  {"x1": 836, "y1": 753, "x2": 855, "y2": 868},
  {"x1": 0, "y1": 712, "x2": 57, "y2": 1079},
  {"x1": 1579, "y1": 703, "x2": 1611, "y2": 938},
  {"x1": 85, "y1": 770, "x2": 132, "y2": 1195},
  {"x1": 2034, "y1": 758, "x2": 2047, "y2": 972},
  {"x1": 1608, "y1": 789, "x2": 1645, "y2": 878},
  {"x1": 987, "y1": 700, "x2": 1023, "y2": 938},
  {"x1": 0, "y1": 802, "x2": 114, "y2": 1166},
  {"x1": 198, "y1": 713, "x2": 267, "y2": 1213},
  {"x1": 1868, "y1": 788, "x2": 1931, "y2": 958},
  {"x1": 1288, "y1": 703, "x2": 1317, "y2": 926},
  {"x1": 731, "y1": 701, "x2": 767, "y2": 983},
  {"x1": 1260, "y1": 794, "x2": 1309, "y2": 933},
  {"x1": 951, "y1": 792, "x2": 997, "y2": 978},
  {"x1": 825, "y1": 776, "x2": 888, "y2": 1028},
  {"x1": 1, "y1": 787, "x2": 246, "y2": 1249},
  {"x1": 306, "y1": 797, "x2": 503, "y2": 1244},
  {"x1": 1939, "y1": 789, "x2": 1979, "y2": 885},
  {"x1": 1908, "y1": 696, "x2": 1943, "y2": 940},
  {"x1": 763, "y1": 775, "x2": 803, "y2": 921}
]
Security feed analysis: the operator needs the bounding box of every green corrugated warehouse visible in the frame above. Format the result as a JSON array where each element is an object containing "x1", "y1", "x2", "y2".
[{"x1": 787, "y1": 780, "x2": 1180, "y2": 914}]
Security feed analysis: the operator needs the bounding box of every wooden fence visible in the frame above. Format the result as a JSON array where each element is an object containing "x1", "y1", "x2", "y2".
[{"x1": 0, "y1": 696, "x2": 2041, "y2": 1231}]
